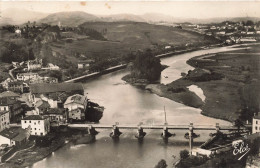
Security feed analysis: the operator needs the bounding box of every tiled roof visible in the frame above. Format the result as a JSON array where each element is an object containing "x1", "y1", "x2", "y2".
[
  {"x1": 64, "y1": 94, "x2": 87, "y2": 106},
  {"x1": 253, "y1": 116, "x2": 260, "y2": 120},
  {"x1": 1, "y1": 127, "x2": 28, "y2": 142},
  {"x1": 0, "y1": 91, "x2": 20, "y2": 98},
  {"x1": 23, "y1": 115, "x2": 44, "y2": 120},
  {"x1": 0, "y1": 128, "x2": 19, "y2": 139},
  {"x1": 0, "y1": 97, "x2": 18, "y2": 106},
  {"x1": 45, "y1": 108, "x2": 65, "y2": 115},
  {"x1": 30, "y1": 83, "x2": 84, "y2": 94}
]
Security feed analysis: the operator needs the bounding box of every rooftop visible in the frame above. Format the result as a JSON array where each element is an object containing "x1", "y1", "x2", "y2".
[
  {"x1": 30, "y1": 83, "x2": 84, "y2": 94},
  {"x1": 0, "y1": 97, "x2": 19, "y2": 106},
  {"x1": 17, "y1": 72, "x2": 38, "y2": 76},
  {"x1": 0, "y1": 91, "x2": 20, "y2": 98},
  {"x1": 23, "y1": 115, "x2": 45, "y2": 120},
  {"x1": 0, "y1": 127, "x2": 28, "y2": 142},
  {"x1": 64, "y1": 94, "x2": 87, "y2": 106},
  {"x1": 253, "y1": 116, "x2": 260, "y2": 120},
  {"x1": 44, "y1": 108, "x2": 65, "y2": 115}
]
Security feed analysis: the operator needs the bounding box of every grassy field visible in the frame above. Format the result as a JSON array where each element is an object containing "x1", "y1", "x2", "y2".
[
  {"x1": 172, "y1": 44, "x2": 260, "y2": 122},
  {"x1": 50, "y1": 22, "x2": 220, "y2": 66}
]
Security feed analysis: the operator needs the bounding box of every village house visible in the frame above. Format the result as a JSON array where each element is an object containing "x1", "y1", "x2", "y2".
[
  {"x1": 41, "y1": 63, "x2": 60, "y2": 71},
  {"x1": 21, "y1": 115, "x2": 50, "y2": 136},
  {"x1": 6, "y1": 81, "x2": 26, "y2": 93},
  {"x1": 42, "y1": 108, "x2": 66, "y2": 124},
  {"x1": 252, "y1": 112, "x2": 260, "y2": 134},
  {"x1": 34, "y1": 100, "x2": 50, "y2": 115},
  {"x1": 64, "y1": 94, "x2": 88, "y2": 121},
  {"x1": 27, "y1": 59, "x2": 42, "y2": 71},
  {"x1": 29, "y1": 83, "x2": 84, "y2": 108},
  {"x1": 29, "y1": 76, "x2": 58, "y2": 84},
  {"x1": 0, "y1": 111, "x2": 10, "y2": 132},
  {"x1": 0, "y1": 127, "x2": 30, "y2": 147},
  {"x1": 0, "y1": 97, "x2": 23, "y2": 123},
  {"x1": 17, "y1": 72, "x2": 39, "y2": 81},
  {"x1": 77, "y1": 60, "x2": 94, "y2": 69}
]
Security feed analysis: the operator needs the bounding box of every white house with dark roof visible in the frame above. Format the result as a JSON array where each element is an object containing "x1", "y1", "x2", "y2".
[
  {"x1": 0, "y1": 127, "x2": 30, "y2": 147},
  {"x1": 64, "y1": 94, "x2": 87, "y2": 121},
  {"x1": 252, "y1": 112, "x2": 260, "y2": 134},
  {"x1": 21, "y1": 115, "x2": 50, "y2": 136},
  {"x1": 17, "y1": 72, "x2": 39, "y2": 81}
]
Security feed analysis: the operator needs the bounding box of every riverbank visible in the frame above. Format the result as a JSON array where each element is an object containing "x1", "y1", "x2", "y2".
[
  {"x1": 125, "y1": 43, "x2": 260, "y2": 123},
  {"x1": 0, "y1": 126, "x2": 94, "y2": 168}
]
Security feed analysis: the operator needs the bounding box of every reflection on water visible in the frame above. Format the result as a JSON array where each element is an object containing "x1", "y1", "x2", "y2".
[{"x1": 33, "y1": 46, "x2": 244, "y2": 168}]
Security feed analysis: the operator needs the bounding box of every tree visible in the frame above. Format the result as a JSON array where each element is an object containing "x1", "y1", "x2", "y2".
[
  {"x1": 132, "y1": 49, "x2": 162, "y2": 81},
  {"x1": 246, "y1": 20, "x2": 254, "y2": 26},
  {"x1": 154, "y1": 159, "x2": 167, "y2": 168},
  {"x1": 180, "y1": 149, "x2": 189, "y2": 159}
]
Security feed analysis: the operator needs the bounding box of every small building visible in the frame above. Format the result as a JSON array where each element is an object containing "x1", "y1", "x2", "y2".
[
  {"x1": 7, "y1": 81, "x2": 25, "y2": 93},
  {"x1": 42, "y1": 63, "x2": 60, "y2": 71},
  {"x1": 0, "y1": 97, "x2": 23, "y2": 123},
  {"x1": 0, "y1": 111, "x2": 10, "y2": 132},
  {"x1": 0, "y1": 127, "x2": 30, "y2": 147},
  {"x1": 27, "y1": 59, "x2": 42, "y2": 71},
  {"x1": 77, "y1": 60, "x2": 94, "y2": 69},
  {"x1": 64, "y1": 94, "x2": 88, "y2": 111},
  {"x1": 64, "y1": 94, "x2": 87, "y2": 121},
  {"x1": 68, "y1": 107, "x2": 85, "y2": 121},
  {"x1": 35, "y1": 100, "x2": 50, "y2": 115},
  {"x1": 17, "y1": 72, "x2": 39, "y2": 81},
  {"x1": 21, "y1": 115, "x2": 50, "y2": 136},
  {"x1": 252, "y1": 112, "x2": 260, "y2": 134},
  {"x1": 43, "y1": 108, "x2": 66, "y2": 124}
]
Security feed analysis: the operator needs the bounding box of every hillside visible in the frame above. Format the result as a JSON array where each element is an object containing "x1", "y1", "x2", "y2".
[
  {"x1": 38, "y1": 11, "x2": 100, "y2": 26},
  {"x1": 79, "y1": 22, "x2": 219, "y2": 46},
  {"x1": 45, "y1": 22, "x2": 220, "y2": 73}
]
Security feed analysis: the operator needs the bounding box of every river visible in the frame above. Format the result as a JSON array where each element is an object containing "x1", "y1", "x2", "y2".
[{"x1": 33, "y1": 45, "x2": 246, "y2": 168}]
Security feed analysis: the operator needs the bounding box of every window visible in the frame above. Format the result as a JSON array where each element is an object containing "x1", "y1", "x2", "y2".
[
  {"x1": 35, "y1": 128, "x2": 36, "y2": 130},
  {"x1": 38, "y1": 121, "x2": 40, "y2": 124},
  {"x1": 41, "y1": 133, "x2": 43, "y2": 136},
  {"x1": 257, "y1": 121, "x2": 258, "y2": 124},
  {"x1": 35, "y1": 132, "x2": 37, "y2": 135},
  {"x1": 24, "y1": 121, "x2": 27, "y2": 123},
  {"x1": 256, "y1": 126, "x2": 258, "y2": 130},
  {"x1": 34, "y1": 122, "x2": 36, "y2": 125},
  {"x1": 29, "y1": 121, "x2": 31, "y2": 123}
]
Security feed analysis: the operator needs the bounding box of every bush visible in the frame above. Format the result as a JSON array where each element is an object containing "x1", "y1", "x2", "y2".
[
  {"x1": 154, "y1": 159, "x2": 167, "y2": 168},
  {"x1": 180, "y1": 149, "x2": 189, "y2": 159}
]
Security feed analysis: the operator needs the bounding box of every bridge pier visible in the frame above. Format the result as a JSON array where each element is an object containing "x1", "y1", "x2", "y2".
[
  {"x1": 209, "y1": 123, "x2": 221, "y2": 137},
  {"x1": 189, "y1": 123, "x2": 194, "y2": 155},
  {"x1": 88, "y1": 125, "x2": 99, "y2": 136},
  {"x1": 135, "y1": 126, "x2": 146, "y2": 139},
  {"x1": 161, "y1": 126, "x2": 175, "y2": 139},
  {"x1": 110, "y1": 125, "x2": 122, "y2": 139}
]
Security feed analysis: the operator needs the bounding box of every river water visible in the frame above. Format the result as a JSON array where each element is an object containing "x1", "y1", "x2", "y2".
[{"x1": 33, "y1": 45, "x2": 245, "y2": 168}]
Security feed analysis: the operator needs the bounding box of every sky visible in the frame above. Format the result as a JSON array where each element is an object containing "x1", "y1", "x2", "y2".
[{"x1": 1, "y1": 1, "x2": 260, "y2": 19}]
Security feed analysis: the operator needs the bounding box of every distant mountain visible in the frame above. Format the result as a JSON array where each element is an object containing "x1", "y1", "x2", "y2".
[
  {"x1": 1, "y1": 8, "x2": 260, "y2": 27},
  {"x1": 0, "y1": 8, "x2": 48, "y2": 25},
  {"x1": 38, "y1": 11, "x2": 100, "y2": 27},
  {"x1": 100, "y1": 14, "x2": 146, "y2": 22}
]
